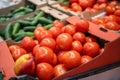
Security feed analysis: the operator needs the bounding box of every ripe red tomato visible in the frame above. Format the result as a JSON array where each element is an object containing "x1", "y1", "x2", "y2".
[
  {"x1": 75, "y1": 19, "x2": 89, "y2": 33},
  {"x1": 114, "y1": 10, "x2": 120, "y2": 17},
  {"x1": 83, "y1": 42, "x2": 100, "y2": 57},
  {"x1": 51, "y1": 54, "x2": 57, "y2": 66},
  {"x1": 36, "y1": 63, "x2": 54, "y2": 80},
  {"x1": 34, "y1": 40, "x2": 39, "y2": 45},
  {"x1": 20, "y1": 36, "x2": 36, "y2": 52},
  {"x1": 56, "y1": 33, "x2": 73, "y2": 50},
  {"x1": 73, "y1": 32, "x2": 86, "y2": 44},
  {"x1": 109, "y1": 1, "x2": 118, "y2": 6},
  {"x1": 63, "y1": 24, "x2": 76, "y2": 35},
  {"x1": 34, "y1": 27, "x2": 46, "y2": 40},
  {"x1": 72, "y1": 40, "x2": 83, "y2": 54},
  {"x1": 40, "y1": 37, "x2": 56, "y2": 50},
  {"x1": 54, "y1": 64, "x2": 67, "y2": 77},
  {"x1": 81, "y1": 55, "x2": 93, "y2": 64},
  {"x1": 34, "y1": 30, "x2": 53, "y2": 42},
  {"x1": 92, "y1": 18, "x2": 104, "y2": 24},
  {"x1": 53, "y1": 20, "x2": 64, "y2": 29},
  {"x1": 49, "y1": 26, "x2": 62, "y2": 39},
  {"x1": 79, "y1": 0, "x2": 96, "y2": 9},
  {"x1": 106, "y1": 4, "x2": 116, "y2": 15},
  {"x1": 62, "y1": 50, "x2": 81, "y2": 69},
  {"x1": 69, "y1": 0, "x2": 78, "y2": 3},
  {"x1": 57, "y1": 51, "x2": 67, "y2": 64},
  {"x1": 71, "y1": 3, "x2": 82, "y2": 12},
  {"x1": 34, "y1": 46, "x2": 54, "y2": 64},
  {"x1": 105, "y1": 21, "x2": 120, "y2": 31},
  {"x1": 85, "y1": 35, "x2": 97, "y2": 42},
  {"x1": 99, "y1": 3, "x2": 107, "y2": 10},
  {"x1": 9, "y1": 45, "x2": 27, "y2": 61},
  {"x1": 97, "y1": 0, "x2": 108, "y2": 4}
]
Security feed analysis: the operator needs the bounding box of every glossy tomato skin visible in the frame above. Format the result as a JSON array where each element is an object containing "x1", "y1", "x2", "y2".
[
  {"x1": 21, "y1": 36, "x2": 36, "y2": 52},
  {"x1": 49, "y1": 27, "x2": 62, "y2": 39},
  {"x1": 40, "y1": 37, "x2": 56, "y2": 50},
  {"x1": 114, "y1": 10, "x2": 120, "y2": 17},
  {"x1": 73, "y1": 32, "x2": 86, "y2": 44},
  {"x1": 105, "y1": 21, "x2": 120, "y2": 31},
  {"x1": 36, "y1": 63, "x2": 54, "y2": 80},
  {"x1": 34, "y1": 27, "x2": 46, "y2": 40},
  {"x1": 75, "y1": 19, "x2": 89, "y2": 33},
  {"x1": 62, "y1": 50, "x2": 81, "y2": 69},
  {"x1": 85, "y1": 35, "x2": 97, "y2": 42},
  {"x1": 9, "y1": 46, "x2": 27, "y2": 61},
  {"x1": 57, "y1": 51, "x2": 67, "y2": 64},
  {"x1": 81, "y1": 55, "x2": 93, "y2": 64},
  {"x1": 53, "y1": 20, "x2": 64, "y2": 29},
  {"x1": 97, "y1": 0, "x2": 108, "y2": 4},
  {"x1": 51, "y1": 54, "x2": 57, "y2": 66},
  {"x1": 79, "y1": 0, "x2": 96, "y2": 9},
  {"x1": 83, "y1": 42, "x2": 100, "y2": 57},
  {"x1": 63, "y1": 24, "x2": 76, "y2": 36},
  {"x1": 72, "y1": 40, "x2": 83, "y2": 54},
  {"x1": 53, "y1": 64, "x2": 67, "y2": 77},
  {"x1": 56, "y1": 33, "x2": 73, "y2": 50},
  {"x1": 71, "y1": 3, "x2": 82, "y2": 12},
  {"x1": 106, "y1": 4, "x2": 116, "y2": 15},
  {"x1": 34, "y1": 46, "x2": 54, "y2": 64}
]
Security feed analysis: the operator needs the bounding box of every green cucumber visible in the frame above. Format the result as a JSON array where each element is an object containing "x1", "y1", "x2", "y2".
[
  {"x1": 12, "y1": 23, "x2": 21, "y2": 36},
  {"x1": 13, "y1": 32, "x2": 34, "y2": 38},
  {"x1": 23, "y1": 26, "x2": 36, "y2": 32},
  {"x1": 13, "y1": 35, "x2": 25, "y2": 42},
  {"x1": 34, "y1": 11, "x2": 45, "y2": 19},
  {"x1": 13, "y1": 12, "x2": 25, "y2": 18},
  {"x1": 38, "y1": 17, "x2": 53, "y2": 24},
  {"x1": 45, "y1": 24, "x2": 53, "y2": 30},
  {"x1": 24, "y1": 8, "x2": 33, "y2": 14},
  {"x1": 18, "y1": 20, "x2": 32, "y2": 26},
  {"x1": 4, "y1": 23, "x2": 13, "y2": 39},
  {"x1": 11, "y1": 7, "x2": 25, "y2": 14}
]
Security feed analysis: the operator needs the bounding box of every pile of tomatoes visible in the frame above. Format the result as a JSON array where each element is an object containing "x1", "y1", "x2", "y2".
[
  {"x1": 9, "y1": 19, "x2": 103, "y2": 80},
  {"x1": 62, "y1": 0, "x2": 118, "y2": 13},
  {"x1": 92, "y1": 3, "x2": 120, "y2": 31}
]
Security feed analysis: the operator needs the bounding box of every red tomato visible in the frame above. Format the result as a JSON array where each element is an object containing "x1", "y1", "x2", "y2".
[
  {"x1": 32, "y1": 44, "x2": 40, "y2": 56},
  {"x1": 105, "y1": 21, "x2": 120, "y2": 31},
  {"x1": 20, "y1": 36, "x2": 36, "y2": 52},
  {"x1": 9, "y1": 46, "x2": 27, "y2": 61},
  {"x1": 83, "y1": 42, "x2": 100, "y2": 57},
  {"x1": 54, "y1": 44, "x2": 61, "y2": 53},
  {"x1": 63, "y1": 24, "x2": 76, "y2": 35},
  {"x1": 81, "y1": 55, "x2": 93, "y2": 64},
  {"x1": 36, "y1": 63, "x2": 54, "y2": 80},
  {"x1": 56, "y1": 33, "x2": 73, "y2": 50},
  {"x1": 57, "y1": 51, "x2": 67, "y2": 64},
  {"x1": 85, "y1": 35, "x2": 97, "y2": 42},
  {"x1": 114, "y1": 10, "x2": 120, "y2": 17},
  {"x1": 73, "y1": 32, "x2": 86, "y2": 44},
  {"x1": 99, "y1": 3, "x2": 107, "y2": 10},
  {"x1": 51, "y1": 54, "x2": 57, "y2": 66},
  {"x1": 109, "y1": 1, "x2": 118, "y2": 6},
  {"x1": 69, "y1": 0, "x2": 78, "y2": 3},
  {"x1": 54, "y1": 64, "x2": 67, "y2": 77},
  {"x1": 34, "y1": 40, "x2": 39, "y2": 45},
  {"x1": 75, "y1": 19, "x2": 89, "y2": 33},
  {"x1": 92, "y1": 18, "x2": 104, "y2": 24},
  {"x1": 105, "y1": 4, "x2": 116, "y2": 15},
  {"x1": 72, "y1": 40, "x2": 83, "y2": 54},
  {"x1": 79, "y1": 0, "x2": 96, "y2": 9},
  {"x1": 53, "y1": 20, "x2": 64, "y2": 29},
  {"x1": 62, "y1": 50, "x2": 81, "y2": 69},
  {"x1": 34, "y1": 30, "x2": 53, "y2": 42},
  {"x1": 71, "y1": 3, "x2": 82, "y2": 12},
  {"x1": 49, "y1": 26, "x2": 62, "y2": 39},
  {"x1": 97, "y1": 0, "x2": 108, "y2": 4},
  {"x1": 40, "y1": 37, "x2": 56, "y2": 50},
  {"x1": 34, "y1": 27, "x2": 46, "y2": 40},
  {"x1": 93, "y1": 3, "x2": 100, "y2": 10},
  {"x1": 34, "y1": 46, "x2": 54, "y2": 64}
]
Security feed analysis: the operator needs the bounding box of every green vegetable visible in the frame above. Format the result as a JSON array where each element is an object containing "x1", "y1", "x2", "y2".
[
  {"x1": 13, "y1": 32, "x2": 34, "y2": 38},
  {"x1": 38, "y1": 17, "x2": 53, "y2": 24},
  {"x1": 12, "y1": 23, "x2": 20, "y2": 36},
  {"x1": 13, "y1": 35, "x2": 25, "y2": 42},
  {"x1": 24, "y1": 8, "x2": 33, "y2": 14},
  {"x1": 34, "y1": 11, "x2": 45, "y2": 19},
  {"x1": 45, "y1": 24, "x2": 53, "y2": 30},
  {"x1": 11, "y1": 7, "x2": 25, "y2": 14},
  {"x1": 18, "y1": 20, "x2": 32, "y2": 26},
  {"x1": 23, "y1": 26, "x2": 36, "y2": 32},
  {"x1": 4, "y1": 23, "x2": 13, "y2": 39}
]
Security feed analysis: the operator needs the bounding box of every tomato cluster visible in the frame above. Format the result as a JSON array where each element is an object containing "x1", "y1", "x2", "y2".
[
  {"x1": 9, "y1": 20, "x2": 102, "y2": 80},
  {"x1": 62, "y1": 0, "x2": 117, "y2": 13},
  {"x1": 92, "y1": 3, "x2": 120, "y2": 31}
]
